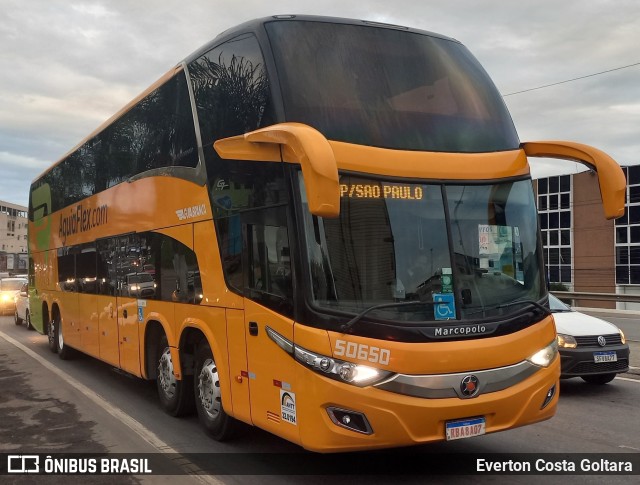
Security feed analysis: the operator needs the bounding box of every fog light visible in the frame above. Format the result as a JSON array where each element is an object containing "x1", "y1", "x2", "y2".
[
  {"x1": 327, "y1": 407, "x2": 373, "y2": 435},
  {"x1": 541, "y1": 384, "x2": 556, "y2": 409}
]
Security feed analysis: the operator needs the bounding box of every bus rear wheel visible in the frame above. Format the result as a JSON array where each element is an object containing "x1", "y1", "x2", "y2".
[
  {"x1": 55, "y1": 315, "x2": 73, "y2": 360},
  {"x1": 194, "y1": 341, "x2": 234, "y2": 441},
  {"x1": 48, "y1": 318, "x2": 58, "y2": 353},
  {"x1": 156, "y1": 336, "x2": 194, "y2": 417}
]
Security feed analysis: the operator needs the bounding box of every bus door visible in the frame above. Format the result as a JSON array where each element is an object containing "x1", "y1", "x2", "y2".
[
  {"x1": 241, "y1": 208, "x2": 299, "y2": 442},
  {"x1": 96, "y1": 238, "x2": 120, "y2": 367},
  {"x1": 115, "y1": 235, "x2": 142, "y2": 376}
]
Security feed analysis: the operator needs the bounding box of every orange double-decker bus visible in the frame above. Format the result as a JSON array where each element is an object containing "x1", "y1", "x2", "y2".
[{"x1": 28, "y1": 15, "x2": 625, "y2": 452}]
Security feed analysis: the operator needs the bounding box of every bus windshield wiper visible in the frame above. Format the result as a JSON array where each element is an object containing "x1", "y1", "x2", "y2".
[
  {"x1": 466, "y1": 299, "x2": 550, "y2": 317},
  {"x1": 340, "y1": 300, "x2": 433, "y2": 332}
]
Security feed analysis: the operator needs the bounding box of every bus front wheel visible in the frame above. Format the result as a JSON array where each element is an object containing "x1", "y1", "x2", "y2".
[
  {"x1": 156, "y1": 336, "x2": 193, "y2": 417},
  {"x1": 194, "y1": 341, "x2": 234, "y2": 441}
]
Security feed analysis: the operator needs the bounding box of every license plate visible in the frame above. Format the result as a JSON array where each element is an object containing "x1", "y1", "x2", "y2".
[
  {"x1": 594, "y1": 351, "x2": 617, "y2": 363},
  {"x1": 445, "y1": 417, "x2": 485, "y2": 441}
]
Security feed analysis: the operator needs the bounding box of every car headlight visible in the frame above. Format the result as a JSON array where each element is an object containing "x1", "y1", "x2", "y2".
[
  {"x1": 556, "y1": 333, "x2": 577, "y2": 349},
  {"x1": 266, "y1": 326, "x2": 394, "y2": 387},
  {"x1": 527, "y1": 340, "x2": 558, "y2": 367},
  {"x1": 1, "y1": 294, "x2": 10, "y2": 302},
  {"x1": 620, "y1": 330, "x2": 626, "y2": 345}
]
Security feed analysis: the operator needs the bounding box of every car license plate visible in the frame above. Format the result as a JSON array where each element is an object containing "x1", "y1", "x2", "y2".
[
  {"x1": 445, "y1": 417, "x2": 485, "y2": 441},
  {"x1": 594, "y1": 351, "x2": 617, "y2": 363}
]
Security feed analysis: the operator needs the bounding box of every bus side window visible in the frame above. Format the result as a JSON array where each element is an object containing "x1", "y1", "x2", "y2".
[
  {"x1": 76, "y1": 244, "x2": 97, "y2": 294},
  {"x1": 97, "y1": 239, "x2": 117, "y2": 296},
  {"x1": 57, "y1": 248, "x2": 76, "y2": 292},
  {"x1": 245, "y1": 222, "x2": 293, "y2": 313}
]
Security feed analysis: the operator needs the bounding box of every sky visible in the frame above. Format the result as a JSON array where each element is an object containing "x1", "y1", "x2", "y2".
[{"x1": 1, "y1": 0, "x2": 639, "y2": 208}]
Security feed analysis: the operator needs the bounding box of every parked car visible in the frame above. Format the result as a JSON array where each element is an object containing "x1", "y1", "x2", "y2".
[
  {"x1": 550, "y1": 293, "x2": 630, "y2": 384},
  {"x1": 14, "y1": 282, "x2": 33, "y2": 330},
  {"x1": 0, "y1": 277, "x2": 27, "y2": 315}
]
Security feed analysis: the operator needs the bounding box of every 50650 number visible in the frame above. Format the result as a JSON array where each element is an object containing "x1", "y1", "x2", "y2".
[{"x1": 334, "y1": 340, "x2": 391, "y2": 365}]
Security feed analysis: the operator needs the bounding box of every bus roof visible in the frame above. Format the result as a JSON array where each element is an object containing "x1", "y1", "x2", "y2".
[
  {"x1": 182, "y1": 14, "x2": 458, "y2": 65},
  {"x1": 33, "y1": 15, "x2": 459, "y2": 185}
]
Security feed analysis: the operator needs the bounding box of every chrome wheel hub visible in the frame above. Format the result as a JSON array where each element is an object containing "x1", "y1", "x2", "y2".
[
  {"x1": 57, "y1": 321, "x2": 64, "y2": 350},
  {"x1": 198, "y1": 358, "x2": 221, "y2": 419},
  {"x1": 157, "y1": 348, "x2": 177, "y2": 399}
]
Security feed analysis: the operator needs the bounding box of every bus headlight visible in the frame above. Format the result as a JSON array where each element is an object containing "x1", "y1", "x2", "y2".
[
  {"x1": 527, "y1": 340, "x2": 558, "y2": 367},
  {"x1": 556, "y1": 334, "x2": 577, "y2": 349},
  {"x1": 295, "y1": 347, "x2": 393, "y2": 386},
  {"x1": 266, "y1": 326, "x2": 394, "y2": 387}
]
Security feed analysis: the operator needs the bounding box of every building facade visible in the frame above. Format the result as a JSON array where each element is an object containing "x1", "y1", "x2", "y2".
[
  {"x1": 0, "y1": 200, "x2": 28, "y2": 274},
  {"x1": 536, "y1": 165, "x2": 640, "y2": 309}
]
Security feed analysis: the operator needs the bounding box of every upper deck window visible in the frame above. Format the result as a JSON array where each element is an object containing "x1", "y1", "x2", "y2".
[{"x1": 266, "y1": 21, "x2": 519, "y2": 153}]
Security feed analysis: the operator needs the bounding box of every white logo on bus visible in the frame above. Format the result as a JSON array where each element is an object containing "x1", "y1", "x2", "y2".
[{"x1": 176, "y1": 204, "x2": 206, "y2": 221}]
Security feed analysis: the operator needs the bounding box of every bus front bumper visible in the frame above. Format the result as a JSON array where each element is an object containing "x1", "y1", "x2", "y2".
[{"x1": 295, "y1": 358, "x2": 560, "y2": 452}]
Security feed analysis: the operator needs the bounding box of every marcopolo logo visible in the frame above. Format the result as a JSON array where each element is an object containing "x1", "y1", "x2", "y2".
[
  {"x1": 176, "y1": 204, "x2": 206, "y2": 221},
  {"x1": 434, "y1": 324, "x2": 489, "y2": 337},
  {"x1": 59, "y1": 204, "x2": 108, "y2": 244}
]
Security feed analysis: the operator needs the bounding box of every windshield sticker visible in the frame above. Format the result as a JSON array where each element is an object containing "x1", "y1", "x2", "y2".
[
  {"x1": 479, "y1": 224, "x2": 513, "y2": 255},
  {"x1": 441, "y1": 268, "x2": 453, "y2": 293},
  {"x1": 280, "y1": 390, "x2": 297, "y2": 425},
  {"x1": 478, "y1": 224, "x2": 522, "y2": 279},
  {"x1": 340, "y1": 183, "x2": 423, "y2": 200},
  {"x1": 433, "y1": 293, "x2": 456, "y2": 320}
]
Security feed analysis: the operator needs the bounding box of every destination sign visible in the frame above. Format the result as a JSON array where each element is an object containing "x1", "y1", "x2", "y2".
[{"x1": 340, "y1": 183, "x2": 423, "y2": 200}]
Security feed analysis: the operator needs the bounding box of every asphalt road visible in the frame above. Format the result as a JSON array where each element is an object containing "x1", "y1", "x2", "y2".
[{"x1": 1, "y1": 313, "x2": 639, "y2": 484}]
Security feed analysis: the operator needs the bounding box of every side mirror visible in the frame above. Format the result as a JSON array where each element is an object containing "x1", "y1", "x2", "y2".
[
  {"x1": 522, "y1": 141, "x2": 626, "y2": 220},
  {"x1": 214, "y1": 123, "x2": 340, "y2": 218}
]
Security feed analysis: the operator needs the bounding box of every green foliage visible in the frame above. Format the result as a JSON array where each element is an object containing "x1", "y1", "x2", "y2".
[{"x1": 549, "y1": 282, "x2": 569, "y2": 292}]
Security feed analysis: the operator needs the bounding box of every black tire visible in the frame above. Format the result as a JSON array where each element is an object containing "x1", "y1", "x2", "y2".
[
  {"x1": 156, "y1": 336, "x2": 194, "y2": 417},
  {"x1": 48, "y1": 318, "x2": 58, "y2": 353},
  {"x1": 55, "y1": 314, "x2": 73, "y2": 360},
  {"x1": 14, "y1": 309, "x2": 22, "y2": 326},
  {"x1": 26, "y1": 311, "x2": 34, "y2": 331},
  {"x1": 581, "y1": 373, "x2": 616, "y2": 385},
  {"x1": 194, "y1": 341, "x2": 235, "y2": 441}
]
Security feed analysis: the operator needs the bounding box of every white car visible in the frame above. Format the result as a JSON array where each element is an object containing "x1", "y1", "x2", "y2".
[
  {"x1": 14, "y1": 281, "x2": 33, "y2": 330},
  {"x1": 1, "y1": 277, "x2": 27, "y2": 315},
  {"x1": 549, "y1": 294, "x2": 630, "y2": 384}
]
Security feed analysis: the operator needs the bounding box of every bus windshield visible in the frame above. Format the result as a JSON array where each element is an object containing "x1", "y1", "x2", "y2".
[
  {"x1": 299, "y1": 175, "x2": 543, "y2": 322},
  {"x1": 266, "y1": 20, "x2": 519, "y2": 152}
]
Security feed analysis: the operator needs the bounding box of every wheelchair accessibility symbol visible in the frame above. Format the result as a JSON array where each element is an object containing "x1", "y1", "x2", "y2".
[{"x1": 433, "y1": 293, "x2": 455, "y2": 320}]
